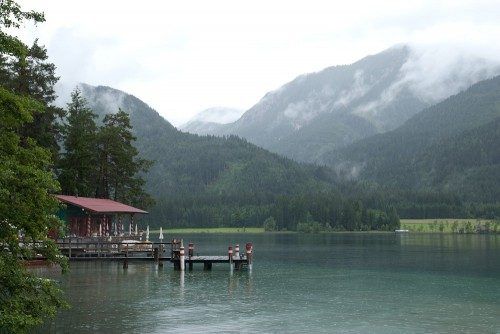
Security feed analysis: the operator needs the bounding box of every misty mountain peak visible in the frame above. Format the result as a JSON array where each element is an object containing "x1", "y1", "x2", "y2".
[
  {"x1": 190, "y1": 44, "x2": 500, "y2": 163},
  {"x1": 180, "y1": 106, "x2": 244, "y2": 135}
]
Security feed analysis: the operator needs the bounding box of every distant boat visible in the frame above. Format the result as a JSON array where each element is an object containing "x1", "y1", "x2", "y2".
[{"x1": 395, "y1": 229, "x2": 409, "y2": 233}]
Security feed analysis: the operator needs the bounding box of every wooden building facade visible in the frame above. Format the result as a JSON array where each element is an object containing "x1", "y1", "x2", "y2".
[{"x1": 56, "y1": 195, "x2": 148, "y2": 238}]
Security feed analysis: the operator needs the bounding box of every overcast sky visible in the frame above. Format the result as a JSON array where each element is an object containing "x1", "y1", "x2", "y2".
[{"x1": 18, "y1": 0, "x2": 500, "y2": 126}]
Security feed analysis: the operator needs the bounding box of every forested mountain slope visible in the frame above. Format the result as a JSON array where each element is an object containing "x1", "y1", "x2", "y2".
[
  {"x1": 326, "y1": 76, "x2": 500, "y2": 202},
  {"x1": 78, "y1": 84, "x2": 338, "y2": 226},
  {"x1": 79, "y1": 84, "x2": 327, "y2": 195}
]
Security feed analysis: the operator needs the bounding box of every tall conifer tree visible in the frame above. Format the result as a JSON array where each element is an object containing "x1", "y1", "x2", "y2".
[
  {"x1": 58, "y1": 88, "x2": 98, "y2": 197},
  {"x1": 96, "y1": 109, "x2": 154, "y2": 208},
  {"x1": 0, "y1": 35, "x2": 64, "y2": 158}
]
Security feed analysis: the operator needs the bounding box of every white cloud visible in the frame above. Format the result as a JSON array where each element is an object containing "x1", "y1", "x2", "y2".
[
  {"x1": 334, "y1": 70, "x2": 372, "y2": 108},
  {"x1": 187, "y1": 107, "x2": 244, "y2": 125},
  {"x1": 16, "y1": 0, "x2": 500, "y2": 125}
]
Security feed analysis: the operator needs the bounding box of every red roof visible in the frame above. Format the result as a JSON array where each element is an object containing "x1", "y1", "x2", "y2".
[{"x1": 55, "y1": 195, "x2": 148, "y2": 214}]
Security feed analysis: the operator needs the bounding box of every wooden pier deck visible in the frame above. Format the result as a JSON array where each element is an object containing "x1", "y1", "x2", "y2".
[{"x1": 49, "y1": 238, "x2": 253, "y2": 271}]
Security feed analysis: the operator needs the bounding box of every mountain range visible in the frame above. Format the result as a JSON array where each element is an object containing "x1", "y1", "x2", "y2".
[
  {"x1": 66, "y1": 45, "x2": 500, "y2": 225},
  {"x1": 182, "y1": 45, "x2": 500, "y2": 164}
]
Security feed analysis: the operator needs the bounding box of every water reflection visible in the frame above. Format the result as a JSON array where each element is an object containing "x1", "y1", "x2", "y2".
[
  {"x1": 227, "y1": 270, "x2": 253, "y2": 297},
  {"x1": 36, "y1": 233, "x2": 500, "y2": 333},
  {"x1": 179, "y1": 271, "x2": 185, "y2": 299}
]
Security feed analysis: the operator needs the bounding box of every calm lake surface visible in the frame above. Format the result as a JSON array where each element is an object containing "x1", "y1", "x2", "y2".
[{"x1": 37, "y1": 233, "x2": 500, "y2": 333}]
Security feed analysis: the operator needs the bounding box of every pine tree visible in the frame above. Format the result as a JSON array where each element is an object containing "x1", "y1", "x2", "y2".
[
  {"x1": 58, "y1": 88, "x2": 98, "y2": 196},
  {"x1": 0, "y1": 36, "x2": 64, "y2": 158},
  {"x1": 96, "y1": 109, "x2": 154, "y2": 208}
]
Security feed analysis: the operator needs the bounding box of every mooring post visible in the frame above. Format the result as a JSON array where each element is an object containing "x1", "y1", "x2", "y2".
[
  {"x1": 235, "y1": 244, "x2": 240, "y2": 258},
  {"x1": 246, "y1": 242, "x2": 253, "y2": 271},
  {"x1": 170, "y1": 239, "x2": 176, "y2": 259},
  {"x1": 154, "y1": 247, "x2": 159, "y2": 265},
  {"x1": 188, "y1": 242, "x2": 194, "y2": 271},
  {"x1": 179, "y1": 240, "x2": 185, "y2": 271},
  {"x1": 123, "y1": 248, "x2": 129, "y2": 269},
  {"x1": 159, "y1": 243, "x2": 163, "y2": 267},
  {"x1": 228, "y1": 245, "x2": 234, "y2": 273}
]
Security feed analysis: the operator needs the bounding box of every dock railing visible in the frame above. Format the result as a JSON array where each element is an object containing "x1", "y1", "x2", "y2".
[{"x1": 54, "y1": 238, "x2": 172, "y2": 259}]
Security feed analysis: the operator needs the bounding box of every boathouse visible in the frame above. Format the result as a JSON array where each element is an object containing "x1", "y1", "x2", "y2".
[{"x1": 56, "y1": 195, "x2": 148, "y2": 238}]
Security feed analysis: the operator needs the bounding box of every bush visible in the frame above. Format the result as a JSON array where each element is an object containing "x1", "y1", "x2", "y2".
[
  {"x1": 464, "y1": 221, "x2": 474, "y2": 233},
  {"x1": 297, "y1": 221, "x2": 322, "y2": 233},
  {"x1": 263, "y1": 217, "x2": 277, "y2": 231}
]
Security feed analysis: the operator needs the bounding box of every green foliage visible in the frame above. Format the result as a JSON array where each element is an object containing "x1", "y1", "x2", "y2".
[
  {"x1": 400, "y1": 219, "x2": 500, "y2": 234},
  {"x1": 0, "y1": 38, "x2": 64, "y2": 158},
  {"x1": 0, "y1": 86, "x2": 67, "y2": 332},
  {"x1": 296, "y1": 213, "x2": 322, "y2": 233},
  {"x1": 263, "y1": 217, "x2": 277, "y2": 231},
  {"x1": 464, "y1": 221, "x2": 474, "y2": 234},
  {"x1": 0, "y1": 0, "x2": 44, "y2": 29},
  {"x1": 269, "y1": 193, "x2": 400, "y2": 232},
  {"x1": 0, "y1": 256, "x2": 66, "y2": 333},
  {"x1": 0, "y1": 2, "x2": 67, "y2": 332}
]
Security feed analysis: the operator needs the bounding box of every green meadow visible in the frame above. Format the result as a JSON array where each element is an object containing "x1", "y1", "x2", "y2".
[{"x1": 400, "y1": 219, "x2": 499, "y2": 233}]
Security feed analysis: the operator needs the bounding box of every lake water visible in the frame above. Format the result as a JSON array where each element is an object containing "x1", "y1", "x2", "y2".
[{"x1": 37, "y1": 233, "x2": 500, "y2": 333}]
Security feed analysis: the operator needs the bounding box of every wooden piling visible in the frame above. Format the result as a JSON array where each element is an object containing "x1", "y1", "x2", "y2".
[
  {"x1": 179, "y1": 242, "x2": 185, "y2": 271},
  {"x1": 154, "y1": 247, "x2": 159, "y2": 264},
  {"x1": 246, "y1": 242, "x2": 253, "y2": 271},
  {"x1": 188, "y1": 243, "x2": 194, "y2": 271},
  {"x1": 228, "y1": 245, "x2": 234, "y2": 272},
  {"x1": 123, "y1": 250, "x2": 129, "y2": 269},
  {"x1": 174, "y1": 261, "x2": 180, "y2": 271},
  {"x1": 158, "y1": 244, "x2": 163, "y2": 267}
]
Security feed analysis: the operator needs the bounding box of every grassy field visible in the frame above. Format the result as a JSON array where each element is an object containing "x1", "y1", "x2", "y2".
[
  {"x1": 150, "y1": 227, "x2": 265, "y2": 234},
  {"x1": 400, "y1": 219, "x2": 499, "y2": 233},
  {"x1": 150, "y1": 221, "x2": 500, "y2": 234}
]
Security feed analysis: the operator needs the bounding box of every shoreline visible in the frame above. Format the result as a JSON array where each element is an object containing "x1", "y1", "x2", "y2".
[{"x1": 147, "y1": 218, "x2": 499, "y2": 234}]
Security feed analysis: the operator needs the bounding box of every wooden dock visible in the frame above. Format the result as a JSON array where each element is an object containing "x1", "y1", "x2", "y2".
[
  {"x1": 50, "y1": 238, "x2": 253, "y2": 271},
  {"x1": 169, "y1": 240, "x2": 252, "y2": 271}
]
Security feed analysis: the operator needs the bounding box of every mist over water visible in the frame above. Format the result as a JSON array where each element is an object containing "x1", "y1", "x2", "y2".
[{"x1": 37, "y1": 233, "x2": 500, "y2": 333}]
